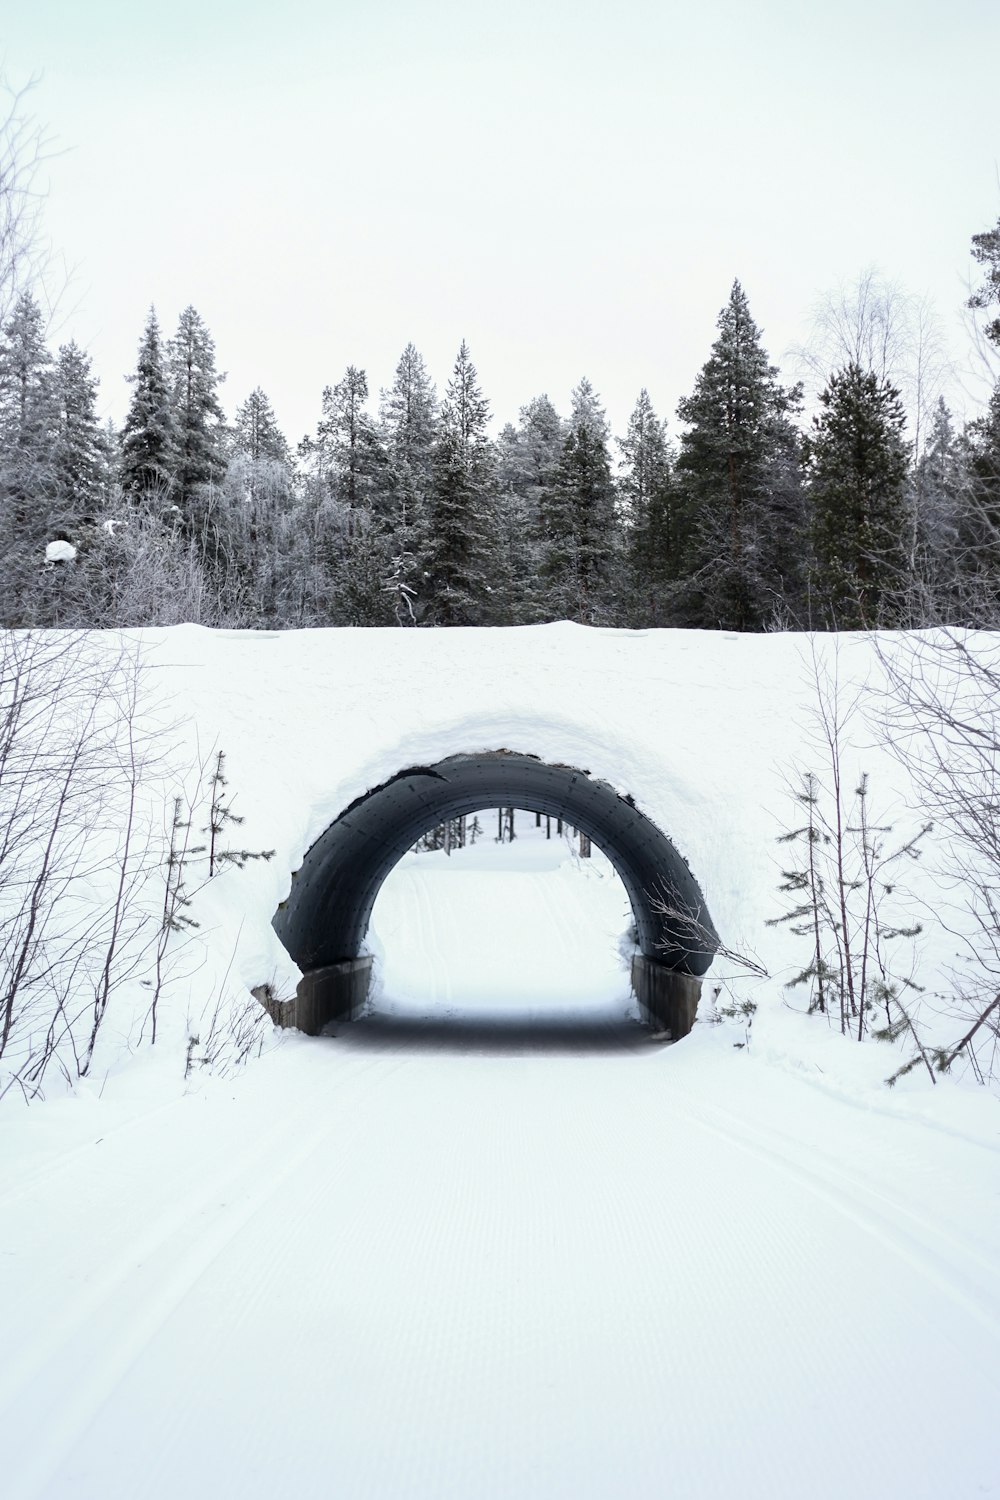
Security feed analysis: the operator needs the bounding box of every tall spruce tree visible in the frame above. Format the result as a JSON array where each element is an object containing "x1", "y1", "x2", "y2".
[
  {"x1": 969, "y1": 213, "x2": 1000, "y2": 351},
  {"x1": 230, "y1": 387, "x2": 296, "y2": 558},
  {"x1": 120, "y1": 307, "x2": 176, "y2": 500},
  {"x1": 0, "y1": 289, "x2": 54, "y2": 461},
  {"x1": 490, "y1": 394, "x2": 564, "y2": 622},
  {"x1": 317, "y1": 365, "x2": 385, "y2": 510},
  {"x1": 233, "y1": 387, "x2": 290, "y2": 465},
  {"x1": 53, "y1": 340, "x2": 104, "y2": 518},
  {"x1": 168, "y1": 305, "x2": 226, "y2": 507},
  {"x1": 964, "y1": 214, "x2": 1000, "y2": 618},
  {"x1": 618, "y1": 389, "x2": 678, "y2": 624},
  {"x1": 806, "y1": 362, "x2": 910, "y2": 628},
  {"x1": 675, "y1": 281, "x2": 804, "y2": 630},
  {"x1": 960, "y1": 385, "x2": 1000, "y2": 616},
  {"x1": 425, "y1": 340, "x2": 495, "y2": 625},
  {"x1": 538, "y1": 379, "x2": 617, "y2": 622},
  {"x1": 515, "y1": 394, "x2": 563, "y2": 512},
  {"x1": 490, "y1": 424, "x2": 537, "y2": 624},
  {"x1": 380, "y1": 342, "x2": 438, "y2": 511},
  {"x1": 377, "y1": 345, "x2": 438, "y2": 617},
  {"x1": 0, "y1": 289, "x2": 58, "y2": 555},
  {"x1": 0, "y1": 291, "x2": 57, "y2": 618}
]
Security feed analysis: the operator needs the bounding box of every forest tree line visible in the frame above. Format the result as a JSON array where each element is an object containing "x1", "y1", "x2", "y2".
[{"x1": 2, "y1": 216, "x2": 999, "y2": 634}]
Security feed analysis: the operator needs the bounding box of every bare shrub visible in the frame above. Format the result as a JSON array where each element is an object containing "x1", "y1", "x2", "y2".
[
  {"x1": 0, "y1": 633, "x2": 162, "y2": 1099},
  {"x1": 0, "y1": 72, "x2": 55, "y2": 323},
  {"x1": 762, "y1": 645, "x2": 933, "y2": 1083},
  {"x1": 879, "y1": 630, "x2": 1000, "y2": 1083}
]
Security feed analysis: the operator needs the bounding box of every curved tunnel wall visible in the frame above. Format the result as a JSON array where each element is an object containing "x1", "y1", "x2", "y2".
[{"x1": 274, "y1": 752, "x2": 718, "y2": 978}]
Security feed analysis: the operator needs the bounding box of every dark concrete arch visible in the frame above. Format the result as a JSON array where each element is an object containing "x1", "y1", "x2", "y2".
[{"x1": 271, "y1": 754, "x2": 717, "y2": 1036}]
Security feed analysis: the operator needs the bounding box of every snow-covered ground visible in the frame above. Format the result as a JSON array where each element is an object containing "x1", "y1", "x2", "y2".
[
  {"x1": 369, "y1": 817, "x2": 636, "y2": 1020},
  {"x1": 2, "y1": 624, "x2": 1000, "y2": 1497}
]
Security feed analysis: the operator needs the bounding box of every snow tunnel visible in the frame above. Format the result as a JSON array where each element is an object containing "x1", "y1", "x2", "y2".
[{"x1": 270, "y1": 751, "x2": 717, "y2": 1037}]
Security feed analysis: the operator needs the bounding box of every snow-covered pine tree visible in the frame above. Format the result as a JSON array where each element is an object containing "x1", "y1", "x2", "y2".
[
  {"x1": 489, "y1": 394, "x2": 563, "y2": 622},
  {"x1": 968, "y1": 212, "x2": 1000, "y2": 352},
  {"x1": 0, "y1": 289, "x2": 54, "y2": 464},
  {"x1": 806, "y1": 362, "x2": 910, "y2": 629},
  {"x1": 618, "y1": 388, "x2": 678, "y2": 625},
  {"x1": 425, "y1": 340, "x2": 496, "y2": 625},
  {"x1": 167, "y1": 305, "x2": 226, "y2": 508},
  {"x1": 318, "y1": 365, "x2": 386, "y2": 511},
  {"x1": 202, "y1": 387, "x2": 295, "y2": 621},
  {"x1": 567, "y1": 377, "x2": 607, "y2": 441},
  {"x1": 517, "y1": 394, "x2": 563, "y2": 502},
  {"x1": 538, "y1": 379, "x2": 618, "y2": 622},
  {"x1": 675, "y1": 281, "x2": 805, "y2": 630},
  {"x1": 53, "y1": 340, "x2": 105, "y2": 519},
  {"x1": 335, "y1": 507, "x2": 397, "y2": 626},
  {"x1": 228, "y1": 386, "x2": 293, "y2": 520},
  {"x1": 232, "y1": 387, "x2": 290, "y2": 466},
  {"x1": 0, "y1": 291, "x2": 58, "y2": 609},
  {"x1": 120, "y1": 307, "x2": 176, "y2": 501},
  {"x1": 958, "y1": 385, "x2": 1000, "y2": 621},
  {"x1": 906, "y1": 398, "x2": 970, "y2": 620},
  {"x1": 378, "y1": 344, "x2": 439, "y2": 618},
  {"x1": 380, "y1": 342, "x2": 438, "y2": 513},
  {"x1": 488, "y1": 435, "x2": 536, "y2": 624},
  {"x1": 964, "y1": 209, "x2": 1000, "y2": 570}
]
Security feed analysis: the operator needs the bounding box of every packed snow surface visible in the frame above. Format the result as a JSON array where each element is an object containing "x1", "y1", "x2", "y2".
[{"x1": 2, "y1": 623, "x2": 999, "y2": 1497}]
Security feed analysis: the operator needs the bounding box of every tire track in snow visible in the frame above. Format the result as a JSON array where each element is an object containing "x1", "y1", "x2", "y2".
[
  {"x1": 1, "y1": 1045, "x2": 418, "y2": 1500},
  {"x1": 667, "y1": 1081, "x2": 1000, "y2": 1341},
  {"x1": 8, "y1": 1029, "x2": 1000, "y2": 1500},
  {"x1": 0, "y1": 1092, "x2": 194, "y2": 1211},
  {"x1": 1, "y1": 1051, "x2": 376, "y2": 1409}
]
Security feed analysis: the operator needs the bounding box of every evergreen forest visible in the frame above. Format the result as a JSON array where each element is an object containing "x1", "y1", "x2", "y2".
[{"x1": 2, "y1": 219, "x2": 999, "y2": 634}]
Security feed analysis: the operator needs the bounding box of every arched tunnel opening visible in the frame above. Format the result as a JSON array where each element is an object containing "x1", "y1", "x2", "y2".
[{"x1": 269, "y1": 752, "x2": 717, "y2": 1038}]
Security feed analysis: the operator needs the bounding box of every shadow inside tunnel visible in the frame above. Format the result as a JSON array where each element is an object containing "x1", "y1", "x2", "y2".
[{"x1": 325, "y1": 1009, "x2": 659, "y2": 1057}]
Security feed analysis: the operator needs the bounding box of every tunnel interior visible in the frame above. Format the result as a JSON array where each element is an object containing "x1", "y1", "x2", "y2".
[{"x1": 273, "y1": 752, "x2": 717, "y2": 980}]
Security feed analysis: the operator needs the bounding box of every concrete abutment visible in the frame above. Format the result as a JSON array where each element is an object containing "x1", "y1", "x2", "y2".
[
  {"x1": 630, "y1": 955, "x2": 701, "y2": 1038},
  {"x1": 256, "y1": 957, "x2": 373, "y2": 1035},
  {"x1": 258, "y1": 953, "x2": 701, "y2": 1040}
]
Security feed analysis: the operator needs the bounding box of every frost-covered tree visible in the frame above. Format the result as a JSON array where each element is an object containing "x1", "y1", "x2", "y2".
[
  {"x1": 120, "y1": 307, "x2": 176, "y2": 500},
  {"x1": 425, "y1": 341, "x2": 495, "y2": 625},
  {"x1": 229, "y1": 387, "x2": 292, "y2": 514},
  {"x1": 376, "y1": 345, "x2": 438, "y2": 615},
  {"x1": 675, "y1": 281, "x2": 805, "y2": 630},
  {"x1": 807, "y1": 362, "x2": 909, "y2": 628},
  {"x1": 335, "y1": 508, "x2": 397, "y2": 625},
  {"x1": 566, "y1": 377, "x2": 608, "y2": 442},
  {"x1": 0, "y1": 288, "x2": 57, "y2": 581},
  {"x1": 53, "y1": 340, "x2": 105, "y2": 517},
  {"x1": 952, "y1": 385, "x2": 1000, "y2": 620},
  {"x1": 490, "y1": 394, "x2": 564, "y2": 622},
  {"x1": 969, "y1": 213, "x2": 1000, "y2": 352},
  {"x1": 488, "y1": 435, "x2": 537, "y2": 624},
  {"x1": 380, "y1": 342, "x2": 437, "y2": 510},
  {"x1": 516, "y1": 394, "x2": 563, "y2": 502},
  {"x1": 168, "y1": 305, "x2": 226, "y2": 506},
  {"x1": 539, "y1": 380, "x2": 618, "y2": 622},
  {"x1": 232, "y1": 386, "x2": 290, "y2": 465},
  {"x1": 909, "y1": 397, "x2": 965, "y2": 606},
  {"x1": 318, "y1": 365, "x2": 385, "y2": 510},
  {"x1": 0, "y1": 289, "x2": 53, "y2": 460},
  {"x1": 0, "y1": 290, "x2": 57, "y2": 618},
  {"x1": 618, "y1": 388, "x2": 678, "y2": 624}
]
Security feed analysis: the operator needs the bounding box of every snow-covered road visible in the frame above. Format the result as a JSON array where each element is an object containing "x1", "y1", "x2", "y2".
[{"x1": 3, "y1": 833, "x2": 998, "y2": 1499}]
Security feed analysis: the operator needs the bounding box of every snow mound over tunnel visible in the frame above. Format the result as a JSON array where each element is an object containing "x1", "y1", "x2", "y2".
[{"x1": 74, "y1": 620, "x2": 948, "y2": 1064}]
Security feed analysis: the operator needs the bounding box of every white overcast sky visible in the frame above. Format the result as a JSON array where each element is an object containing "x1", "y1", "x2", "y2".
[{"x1": 3, "y1": 0, "x2": 999, "y2": 443}]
